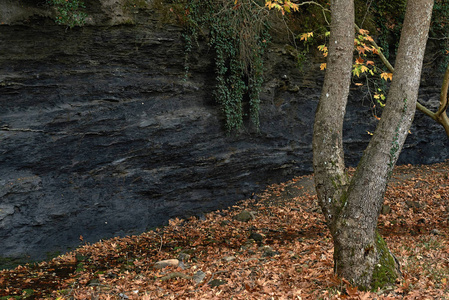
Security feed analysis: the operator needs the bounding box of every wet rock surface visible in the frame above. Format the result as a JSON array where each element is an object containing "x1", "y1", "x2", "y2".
[{"x1": 0, "y1": 1, "x2": 448, "y2": 266}]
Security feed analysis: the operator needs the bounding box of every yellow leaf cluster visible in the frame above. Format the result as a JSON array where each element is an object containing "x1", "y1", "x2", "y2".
[
  {"x1": 300, "y1": 32, "x2": 314, "y2": 42},
  {"x1": 317, "y1": 44, "x2": 328, "y2": 57},
  {"x1": 265, "y1": 0, "x2": 299, "y2": 15},
  {"x1": 298, "y1": 24, "x2": 395, "y2": 126}
]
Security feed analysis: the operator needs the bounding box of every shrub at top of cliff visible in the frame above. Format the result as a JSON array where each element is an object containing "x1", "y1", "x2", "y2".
[{"x1": 47, "y1": 0, "x2": 87, "y2": 28}]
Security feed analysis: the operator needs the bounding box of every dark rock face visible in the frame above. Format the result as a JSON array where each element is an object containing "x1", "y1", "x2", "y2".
[{"x1": 0, "y1": 2, "x2": 448, "y2": 267}]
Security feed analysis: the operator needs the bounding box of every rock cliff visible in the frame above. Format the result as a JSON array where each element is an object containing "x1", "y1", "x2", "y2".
[{"x1": 0, "y1": 0, "x2": 448, "y2": 267}]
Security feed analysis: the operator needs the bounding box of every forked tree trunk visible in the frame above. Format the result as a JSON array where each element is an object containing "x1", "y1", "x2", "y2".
[{"x1": 313, "y1": 0, "x2": 434, "y2": 289}]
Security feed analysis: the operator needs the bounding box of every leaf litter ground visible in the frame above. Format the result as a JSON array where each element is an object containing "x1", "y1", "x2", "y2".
[{"x1": 1, "y1": 161, "x2": 449, "y2": 299}]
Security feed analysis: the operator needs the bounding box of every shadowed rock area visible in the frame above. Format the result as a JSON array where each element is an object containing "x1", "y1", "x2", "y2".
[{"x1": 0, "y1": 0, "x2": 448, "y2": 267}]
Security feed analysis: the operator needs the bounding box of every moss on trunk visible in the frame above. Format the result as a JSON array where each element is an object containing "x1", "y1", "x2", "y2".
[{"x1": 372, "y1": 231, "x2": 399, "y2": 290}]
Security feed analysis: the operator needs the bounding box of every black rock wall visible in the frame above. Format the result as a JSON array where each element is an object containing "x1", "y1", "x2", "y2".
[{"x1": 0, "y1": 3, "x2": 448, "y2": 267}]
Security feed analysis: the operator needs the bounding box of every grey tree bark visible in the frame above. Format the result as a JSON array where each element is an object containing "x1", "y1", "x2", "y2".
[{"x1": 312, "y1": 0, "x2": 434, "y2": 289}]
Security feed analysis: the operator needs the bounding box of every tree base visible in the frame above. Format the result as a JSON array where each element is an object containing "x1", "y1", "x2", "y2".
[{"x1": 371, "y1": 231, "x2": 401, "y2": 290}]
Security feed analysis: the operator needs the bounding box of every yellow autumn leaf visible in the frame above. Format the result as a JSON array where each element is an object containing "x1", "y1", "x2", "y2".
[
  {"x1": 357, "y1": 46, "x2": 365, "y2": 55},
  {"x1": 320, "y1": 63, "x2": 327, "y2": 70},
  {"x1": 355, "y1": 57, "x2": 364, "y2": 64},
  {"x1": 364, "y1": 45, "x2": 375, "y2": 53},
  {"x1": 317, "y1": 44, "x2": 328, "y2": 58},
  {"x1": 359, "y1": 28, "x2": 369, "y2": 35},
  {"x1": 364, "y1": 35, "x2": 374, "y2": 42},
  {"x1": 300, "y1": 32, "x2": 313, "y2": 41},
  {"x1": 317, "y1": 44, "x2": 327, "y2": 52},
  {"x1": 352, "y1": 65, "x2": 361, "y2": 77},
  {"x1": 380, "y1": 72, "x2": 393, "y2": 81},
  {"x1": 290, "y1": 3, "x2": 299, "y2": 11},
  {"x1": 265, "y1": 1, "x2": 281, "y2": 10}
]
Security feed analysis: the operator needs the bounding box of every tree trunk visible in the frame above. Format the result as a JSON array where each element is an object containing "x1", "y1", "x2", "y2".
[
  {"x1": 313, "y1": 0, "x2": 434, "y2": 289},
  {"x1": 312, "y1": 0, "x2": 353, "y2": 232}
]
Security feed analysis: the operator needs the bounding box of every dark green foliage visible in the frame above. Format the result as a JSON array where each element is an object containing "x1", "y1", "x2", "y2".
[
  {"x1": 370, "y1": 0, "x2": 449, "y2": 63},
  {"x1": 370, "y1": 0, "x2": 406, "y2": 59},
  {"x1": 182, "y1": 0, "x2": 269, "y2": 133},
  {"x1": 431, "y1": 0, "x2": 449, "y2": 71},
  {"x1": 47, "y1": 0, "x2": 87, "y2": 28},
  {"x1": 431, "y1": 0, "x2": 449, "y2": 37}
]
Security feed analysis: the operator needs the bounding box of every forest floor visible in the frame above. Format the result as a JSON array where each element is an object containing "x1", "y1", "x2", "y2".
[{"x1": 1, "y1": 160, "x2": 449, "y2": 299}]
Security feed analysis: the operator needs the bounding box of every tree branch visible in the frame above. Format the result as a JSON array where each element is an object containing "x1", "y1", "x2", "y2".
[{"x1": 354, "y1": 24, "x2": 449, "y2": 138}]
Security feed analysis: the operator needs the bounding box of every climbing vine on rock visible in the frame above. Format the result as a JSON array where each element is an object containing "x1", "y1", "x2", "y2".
[{"x1": 182, "y1": 0, "x2": 270, "y2": 133}]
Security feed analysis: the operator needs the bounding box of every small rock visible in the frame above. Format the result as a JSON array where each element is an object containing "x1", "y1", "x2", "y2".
[
  {"x1": 178, "y1": 252, "x2": 191, "y2": 262},
  {"x1": 234, "y1": 210, "x2": 254, "y2": 222},
  {"x1": 87, "y1": 278, "x2": 101, "y2": 286},
  {"x1": 288, "y1": 250, "x2": 299, "y2": 259},
  {"x1": 406, "y1": 200, "x2": 424, "y2": 213},
  {"x1": 209, "y1": 279, "x2": 227, "y2": 287},
  {"x1": 431, "y1": 229, "x2": 441, "y2": 235},
  {"x1": 177, "y1": 260, "x2": 187, "y2": 270},
  {"x1": 106, "y1": 272, "x2": 118, "y2": 279},
  {"x1": 222, "y1": 256, "x2": 236, "y2": 262},
  {"x1": 153, "y1": 259, "x2": 179, "y2": 269},
  {"x1": 260, "y1": 245, "x2": 279, "y2": 257},
  {"x1": 405, "y1": 200, "x2": 420, "y2": 208},
  {"x1": 248, "y1": 232, "x2": 264, "y2": 243},
  {"x1": 220, "y1": 220, "x2": 230, "y2": 226},
  {"x1": 193, "y1": 270, "x2": 206, "y2": 284},
  {"x1": 196, "y1": 213, "x2": 206, "y2": 221}
]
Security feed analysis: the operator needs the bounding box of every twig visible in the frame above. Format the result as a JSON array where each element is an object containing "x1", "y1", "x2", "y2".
[{"x1": 158, "y1": 234, "x2": 163, "y2": 253}]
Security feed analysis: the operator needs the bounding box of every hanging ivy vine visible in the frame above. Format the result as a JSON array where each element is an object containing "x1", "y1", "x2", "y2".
[{"x1": 182, "y1": 0, "x2": 270, "y2": 133}]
